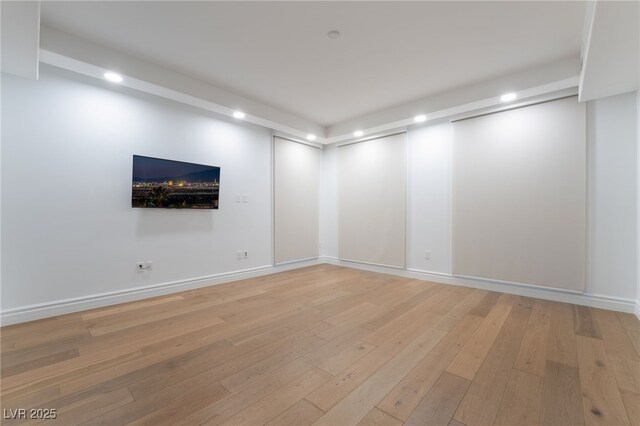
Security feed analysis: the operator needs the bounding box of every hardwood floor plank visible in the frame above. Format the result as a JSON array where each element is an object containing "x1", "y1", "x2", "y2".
[
  {"x1": 1, "y1": 342, "x2": 78, "y2": 370},
  {"x1": 40, "y1": 388, "x2": 134, "y2": 426},
  {"x1": 616, "y1": 312, "x2": 640, "y2": 356},
  {"x1": 317, "y1": 340, "x2": 375, "y2": 376},
  {"x1": 219, "y1": 334, "x2": 326, "y2": 392},
  {"x1": 574, "y1": 305, "x2": 602, "y2": 339},
  {"x1": 467, "y1": 292, "x2": 500, "y2": 317},
  {"x1": 221, "y1": 368, "x2": 330, "y2": 426},
  {"x1": 358, "y1": 284, "x2": 443, "y2": 332},
  {"x1": 1, "y1": 348, "x2": 80, "y2": 378},
  {"x1": 446, "y1": 293, "x2": 517, "y2": 381},
  {"x1": 1, "y1": 350, "x2": 144, "y2": 400},
  {"x1": 86, "y1": 367, "x2": 232, "y2": 424},
  {"x1": 547, "y1": 302, "x2": 579, "y2": 367},
  {"x1": 362, "y1": 296, "x2": 442, "y2": 346},
  {"x1": 608, "y1": 354, "x2": 640, "y2": 393},
  {"x1": 620, "y1": 390, "x2": 640, "y2": 426},
  {"x1": 0, "y1": 265, "x2": 635, "y2": 426},
  {"x1": 514, "y1": 300, "x2": 551, "y2": 377},
  {"x1": 540, "y1": 361, "x2": 584, "y2": 426},
  {"x1": 127, "y1": 382, "x2": 230, "y2": 426},
  {"x1": 60, "y1": 340, "x2": 232, "y2": 396},
  {"x1": 433, "y1": 289, "x2": 488, "y2": 332},
  {"x1": 376, "y1": 314, "x2": 482, "y2": 421},
  {"x1": 126, "y1": 322, "x2": 329, "y2": 399},
  {"x1": 177, "y1": 360, "x2": 319, "y2": 425},
  {"x1": 452, "y1": 297, "x2": 532, "y2": 426},
  {"x1": 312, "y1": 328, "x2": 445, "y2": 425},
  {"x1": 227, "y1": 325, "x2": 296, "y2": 347},
  {"x1": 357, "y1": 408, "x2": 402, "y2": 426},
  {"x1": 306, "y1": 308, "x2": 441, "y2": 412},
  {"x1": 325, "y1": 302, "x2": 378, "y2": 326},
  {"x1": 493, "y1": 369, "x2": 543, "y2": 426},
  {"x1": 0, "y1": 385, "x2": 61, "y2": 416},
  {"x1": 403, "y1": 372, "x2": 470, "y2": 426},
  {"x1": 265, "y1": 399, "x2": 324, "y2": 426},
  {"x1": 594, "y1": 309, "x2": 640, "y2": 362},
  {"x1": 576, "y1": 335, "x2": 630, "y2": 425},
  {"x1": 430, "y1": 287, "x2": 474, "y2": 316}
]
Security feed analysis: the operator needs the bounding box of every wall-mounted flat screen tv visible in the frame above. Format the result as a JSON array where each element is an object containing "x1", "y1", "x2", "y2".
[{"x1": 132, "y1": 155, "x2": 220, "y2": 209}]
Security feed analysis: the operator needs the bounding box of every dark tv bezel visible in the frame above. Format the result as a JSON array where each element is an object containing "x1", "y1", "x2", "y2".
[{"x1": 131, "y1": 155, "x2": 221, "y2": 210}]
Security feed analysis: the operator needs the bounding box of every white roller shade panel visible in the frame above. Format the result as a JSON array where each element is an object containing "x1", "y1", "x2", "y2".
[
  {"x1": 339, "y1": 133, "x2": 406, "y2": 268},
  {"x1": 274, "y1": 137, "x2": 320, "y2": 264},
  {"x1": 452, "y1": 97, "x2": 586, "y2": 291}
]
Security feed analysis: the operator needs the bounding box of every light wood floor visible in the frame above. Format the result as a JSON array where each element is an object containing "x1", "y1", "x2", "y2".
[{"x1": 1, "y1": 265, "x2": 639, "y2": 426}]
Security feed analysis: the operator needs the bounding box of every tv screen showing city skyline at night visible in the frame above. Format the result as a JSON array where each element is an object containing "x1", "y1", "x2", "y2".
[{"x1": 132, "y1": 155, "x2": 220, "y2": 209}]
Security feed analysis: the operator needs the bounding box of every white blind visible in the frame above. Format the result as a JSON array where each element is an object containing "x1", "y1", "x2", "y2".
[
  {"x1": 274, "y1": 137, "x2": 320, "y2": 264},
  {"x1": 452, "y1": 97, "x2": 586, "y2": 290},
  {"x1": 338, "y1": 133, "x2": 407, "y2": 268}
]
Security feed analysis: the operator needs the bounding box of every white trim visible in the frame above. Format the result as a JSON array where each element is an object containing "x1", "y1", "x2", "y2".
[
  {"x1": 335, "y1": 129, "x2": 407, "y2": 148},
  {"x1": 39, "y1": 50, "x2": 320, "y2": 143},
  {"x1": 38, "y1": 48, "x2": 579, "y2": 147},
  {"x1": 0, "y1": 259, "x2": 322, "y2": 326},
  {"x1": 272, "y1": 133, "x2": 323, "y2": 149},
  {"x1": 321, "y1": 257, "x2": 637, "y2": 314},
  {"x1": 324, "y1": 77, "x2": 580, "y2": 145},
  {"x1": 3, "y1": 256, "x2": 636, "y2": 326},
  {"x1": 274, "y1": 256, "x2": 320, "y2": 267},
  {"x1": 335, "y1": 258, "x2": 407, "y2": 271}
]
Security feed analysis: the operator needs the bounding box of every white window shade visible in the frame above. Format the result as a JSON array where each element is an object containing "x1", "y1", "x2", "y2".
[
  {"x1": 338, "y1": 133, "x2": 407, "y2": 268},
  {"x1": 274, "y1": 137, "x2": 320, "y2": 264},
  {"x1": 452, "y1": 97, "x2": 586, "y2": 291}
]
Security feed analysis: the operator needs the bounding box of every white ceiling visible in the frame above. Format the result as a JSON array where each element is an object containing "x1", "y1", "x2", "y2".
[{"x1": 41, "y1": 1, "x2": 586, "y2": 127}]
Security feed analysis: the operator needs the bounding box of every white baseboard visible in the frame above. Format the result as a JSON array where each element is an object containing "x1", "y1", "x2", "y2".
[
  {"x1": 635, "y1": 303, "x2": 640, "y2": 321},
  {"x1": 322, "y1": 256, "x2": 638, "y2": 314},
  {"x1": 0, "y1": 258, "x2": 323, "y2": 326},
  {"x1": 2, "y1": 256, "x2": 637, "y2": 326}
]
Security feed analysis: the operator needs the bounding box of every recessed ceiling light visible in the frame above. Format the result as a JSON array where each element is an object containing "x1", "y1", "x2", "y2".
[
  {"x1": 306, "y1": 134, "x2": 317, "y2": 141},
  {"x1": 353, "y1": 130, "x2": 364, "y2": 137},
  {"x1": 414, "y1": 115, "x2": 427, "y2": 123},
  {"x1": 500, "y1": 93, "x2": 517, "y2": 102},
  {"x1": 233, "y1": 111, "x2": 246, "y2": 119},
  {"x1": 104, "y1": 72, "x2": 123, "y2": 83},
  {"x1": 327, "y1": 30, "x2": 341, "y2": 40}
]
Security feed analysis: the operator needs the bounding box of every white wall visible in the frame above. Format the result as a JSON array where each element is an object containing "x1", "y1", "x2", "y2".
[
  {"x1": 319, "y1": 144, "x2": 338, "y2": 259},
  {"x1": 320, "y1": 92, "x2": 638, "y2": 304},
  {"x1": 1, "y1": 65, "x2": 273, "y2": 310},
  {"x1": 637, "y1": 90, "x2": 640, "y2": 313},
  {"x1": 586, "y1": 91, "x2": 637, "y2": 300},
  {"x1": 407, "y1": 122, "x2": 452, "y2": 274},
  {"x1": 2, "y1": 65, "x2": 638, "y2": 318}
]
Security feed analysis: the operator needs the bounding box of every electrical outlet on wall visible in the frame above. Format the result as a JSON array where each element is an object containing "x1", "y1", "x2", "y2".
[
  {"x1": 243, "y1": 250, "x2": 248, "y2": 259},
  {"x1": 424, "y1": 250, "x2": 431, "y2": 260}
]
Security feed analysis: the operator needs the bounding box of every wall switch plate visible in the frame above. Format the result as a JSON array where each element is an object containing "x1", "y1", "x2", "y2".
[
  {"x1": 243, "y1": 250, "x2": 248, "y2": 258},
  {"x1": 424, "y1": 250, "x2": 431, "y2": 260}
]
